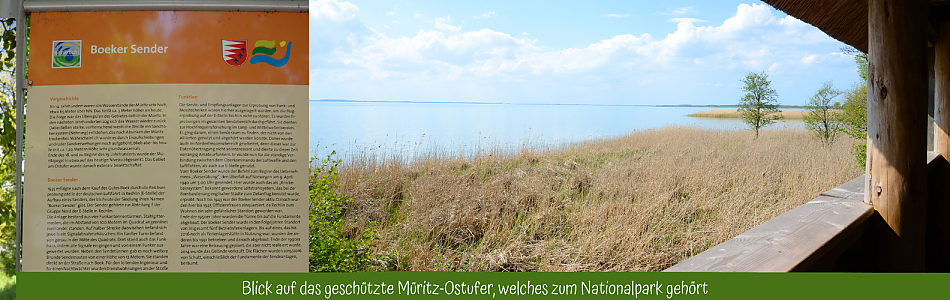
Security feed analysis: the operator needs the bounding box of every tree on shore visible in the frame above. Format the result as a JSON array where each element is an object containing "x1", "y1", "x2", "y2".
[
  {"x1": 804, "y1": 81, "x2": 844, "y2": 143},
  {"x1": 738, "y1": 70, "x2": 782, "y2": 139}
]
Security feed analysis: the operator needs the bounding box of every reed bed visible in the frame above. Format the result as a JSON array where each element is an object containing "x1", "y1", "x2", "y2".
[
  {"x1": 687, "y1": 109, "x2": 809, "y2": 120},
  {"x1": 331, "y1": 126, "x2": 861, "y2": 272}
]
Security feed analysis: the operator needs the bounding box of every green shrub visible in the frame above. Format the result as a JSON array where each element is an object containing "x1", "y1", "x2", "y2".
[
  {"x1": 0, "y1": 145, "x2": 16, "y2": 277},
  {"x1": 840, "y1": 48, "x2": 868, "y2": 170},
  {"x1": 852, "y1": 143, "x2": 867, "y2": 171},
  {"x1": 309, "y1": 151, "x2": 380, "y2": 272},
  {"x1": 0, "y1": 273, "x2": 14, "y2": 300},
  {"x1": 841, "y1": 82, "x2": 867, "y2": 170}
]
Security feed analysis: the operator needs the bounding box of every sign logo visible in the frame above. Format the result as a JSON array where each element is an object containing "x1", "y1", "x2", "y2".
[
  {"x1": 222, "y1": 39, "x2": 292, "y2": 67},
  {"x1": 53, "y1": 40, "x2": 82, "y2": 68},
  {"x1": 249, "y1": 40, "x2": 292, "y2": 67},
  {"x1": 222, "y1": 39, "x2": 248, "y2": 67}
]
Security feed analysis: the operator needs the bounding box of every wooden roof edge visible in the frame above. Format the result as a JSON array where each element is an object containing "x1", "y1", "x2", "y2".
[
  {"x1": 764, "y1": 0, "x2": 950, "y2": 54},
  {"x1": 762, "y1": 0, "x2": 868, "y2": 53}
]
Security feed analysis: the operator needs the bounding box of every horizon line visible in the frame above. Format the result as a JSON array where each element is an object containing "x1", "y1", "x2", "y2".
[{"x1": 308, "y1": 99, "x2": 769, "y2": 107}]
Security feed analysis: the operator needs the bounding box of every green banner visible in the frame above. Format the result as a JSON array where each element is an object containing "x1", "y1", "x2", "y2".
[{"x1": 18, "y1": 272, "x2": 947, "y2": 299}]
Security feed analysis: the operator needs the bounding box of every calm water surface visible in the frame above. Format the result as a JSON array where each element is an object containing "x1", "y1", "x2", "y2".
[{"x1": 308, "y1": 101, "x2": 803, "y2": 159}]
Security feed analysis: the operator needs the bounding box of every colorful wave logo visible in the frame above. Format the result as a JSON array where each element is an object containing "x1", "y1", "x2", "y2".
[
  {"x1": 53, "y1": 40, "x2": 82, "y2": 68},
  {"x1": 249, "y1": 40, "x2": 291, "y2": 67}
]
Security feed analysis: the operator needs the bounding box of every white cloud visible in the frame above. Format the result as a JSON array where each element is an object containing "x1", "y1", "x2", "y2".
[
  {"x1": 386, "y1": 5, "x2": 398, "y2": 16},
  {"x1": 474, "y1": 11, "x2": 498, "y2": 19},
  {"x1": 434, "y1": 16, "x2": 461, "y2": 32},
  {"x1": 801, "y1": 54, "x2": 817, "y2": 64},
  {"x1": 311, "y1": 3, "x2": 850, "y2": 104},
  {"x1": 310, "y1": 0, "x2": 359, "y2": 21},
  {"x1": 309, "y1": 0, "x2": 371, "y2": 59},
  {"x1": 414, "y1": 13, "x2": 424, "y2": 18},
  {"x1": 768, "y1": 62, "x2": 782, "y2": 72},
  {"x1": 669, "y1": 18, "x2": 707, "y2": 23},
  {"x1": 393, "y1": 20, "x2": 400, "y2": 24},
  {"x1": 326, "y1": 4, "x2": 833, "y2": 77},
  {"x1": 604, "y1": 14, "x2": 630, "y2": 18},
  {"x1": 659, "y1": 7, "x2": 697, "y2": 16}
]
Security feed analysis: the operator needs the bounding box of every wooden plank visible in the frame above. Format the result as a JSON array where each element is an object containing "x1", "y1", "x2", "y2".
[
  {"x1": 865, "y1": 0, "x2": 929, "y2": 272},
  {"x1": 820, "y1": 175, "x2": 866, "y2": 200},
  {"x1": 664, "y1": 176, "x2": 873, "y2": 272},
  {"x1": 928, "y1": 151, "x2": 942, "y2": 173}
]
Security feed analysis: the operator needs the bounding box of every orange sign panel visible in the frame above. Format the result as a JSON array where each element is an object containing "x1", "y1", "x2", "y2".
[{"x1": 30, "y1": 11, "x2": 308, "y2": 85}]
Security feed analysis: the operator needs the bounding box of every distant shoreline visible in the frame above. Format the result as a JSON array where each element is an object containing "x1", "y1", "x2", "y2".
[
  {"x1": 311, "y1": 99, "x2": 807, "y2": 108},
  {"x1": 687, "y1": 109, "x2": 808, "y2": 120},
  {"x1": 656, "y1": 104, "x2": 807, "y2": 109}
]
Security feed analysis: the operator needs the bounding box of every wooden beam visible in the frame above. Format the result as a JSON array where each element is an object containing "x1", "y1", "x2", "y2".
[
  {"x1": 927, "y1": 21, "x2": 938, "y2": 45},
  {"x1": 929, "y1": 44, "x2": 935, "y2": 148},
  {"x1": 866, "y1": 0, "x2": 929, "y2": 272},
  {"x1": 936, "y1": 22, "x2": 950, "y2": 158},
  {"x1": 926, "y1": 153, "x2": 950, "y2": 272}
]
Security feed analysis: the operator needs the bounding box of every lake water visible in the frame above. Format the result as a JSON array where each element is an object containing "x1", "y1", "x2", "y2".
[{"x1": 308, "y1": 101, "x2": 803, "y2": 159}]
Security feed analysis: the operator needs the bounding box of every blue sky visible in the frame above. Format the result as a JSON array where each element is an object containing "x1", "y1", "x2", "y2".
[{"x1": 309, "y1": 0, "x2": 861, "y2": 105}]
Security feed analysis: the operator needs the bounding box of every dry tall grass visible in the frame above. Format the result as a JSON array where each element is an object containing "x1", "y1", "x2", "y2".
[{"x1": 332, "y1": 126, "x2": 861, "y2": 272}]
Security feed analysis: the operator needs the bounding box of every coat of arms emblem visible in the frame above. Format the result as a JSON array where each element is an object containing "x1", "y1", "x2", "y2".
[{"x1": 222, "y1": 39, "x2": 248, "y2": 67}]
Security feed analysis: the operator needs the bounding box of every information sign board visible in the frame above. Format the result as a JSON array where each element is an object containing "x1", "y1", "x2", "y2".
[{"x1": 23, "y1": 11, "x2": 308, "y2": 272}]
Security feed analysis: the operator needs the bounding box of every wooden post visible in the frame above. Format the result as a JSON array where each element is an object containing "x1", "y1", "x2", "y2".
[
  {"x1": 866, "y1": 0, "x2": 928, "y2": 272},
  {"x1": 930, "y1": 42, "x2": 936, "y2": 151},
  {"x1": 936, "y1": 21, "x2": 950, "y2": 158}
]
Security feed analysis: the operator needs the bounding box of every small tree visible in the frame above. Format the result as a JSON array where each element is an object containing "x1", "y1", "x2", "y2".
[
  {"x1": 804, "y1": 81, "x2": 844, "y2": 143},
  {"x1": 739, "y1": 70, "x2": 782, "y2": 139}
]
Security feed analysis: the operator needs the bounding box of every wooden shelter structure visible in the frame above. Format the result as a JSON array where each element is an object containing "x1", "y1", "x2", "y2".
[{"x1": 667, "y1": 0, "x2": 950, "y2": 272}]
